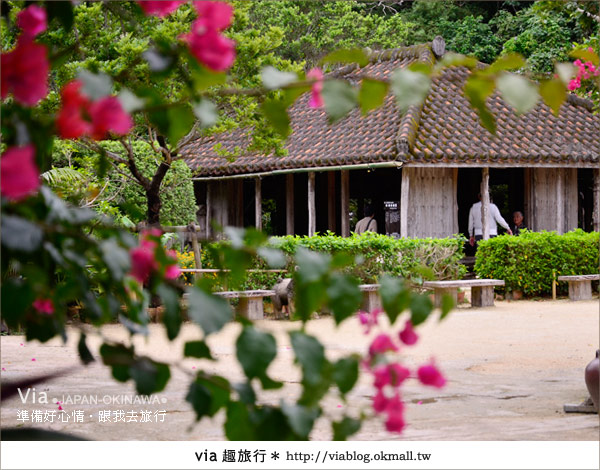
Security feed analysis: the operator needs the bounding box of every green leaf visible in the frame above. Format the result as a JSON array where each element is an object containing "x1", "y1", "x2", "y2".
[
  {"x1": 570, "y1": 49, "x2": 599, "y2": 66},
  {"x1": 332, "y1": 416, "x2": 361, "y2": 441},
  {"x1": 142, "y1": 49, "x2": 173, "y2": 73},
  {"x1": 77, "y1": 333, "x2": 95, "y2": 365},
  {"x1": 332, "y1": 357, "x2": 358, "y2": 395},
  {"x1": 100, "y1": 239, "x2": 130, "y2": 281},
  {"x1": 487, "y1": 53, "x2": 526, "y2": 74},
  {"x1": 193, "y1": 100, "x2": 218, "y2": 128},
  {"x1": 46, "y1": 1, "x2": 74, "y2": 31},
  {"x1": 187, "y1": 287, "x2": 233, "y2": 336},
  {"x1": 0, "y1": 278, "x2": 34, "y2": 327},
  {"x1": 326, "y1": 273, "x2": 362, "y2": 325},
  {"x1": 190, "y1": 65, "x2": 227, "y2": 91},
  {"x1": 464, "y1": 76, "x2": 497, "y2": 134},
  {"x1": 157, "y1": 284, "x2": 181, "y2": 341},
  {"x1": 410, "y1": 293, "x2": 433, "y2": 326},
  {"x1": 261, "y1": 66, "x2": 298, "y2": 90},
  {"x1": 77, "y1": 70, "x2": 112, "y2": 100},
  {"x1": 390, "y1": 69, "x2": 431, "y2": 112},
  {"x1": 496, "y1": 73, "x2": 539, "y2": 115},
  {"x1": 379, "y1": 275, "x2": 410, "y2": 324},
  {"x1": 294, "y1": 248, "x2": 330, "y2": 321},
  {"x1": 283, "y1": 85, "x2": 311, "y2": 107},
  {"x1": 253, "y1": 406, "x2": 291, "y2": 440},
  {"x1": 295, "y1": 248, "x2": 331, "y2": 282},
  {"x1": 321, "y1": 48, "x2": 369, "y2": 67},
  {"x1": 184, "y1": 340, "x2": 212, "y2": 360},
  {"x1": 99, "y1": 344, "x2": 134, "y2": 382},
  {"x1": 290, "y1": 331, "x2": 325, "y2": 385},
  {"x1": 166, "y1": 105, "x2": 195, "y2": 145},
  {"x1": 129, "y1": 358, "x2": 170, "y2": 395},
  {"x1": 186, "y1": 375, "x2": 230, "y2": 420},
  {"x1": 322, "y1": 80, "x2": 358, "y2": 123},
  {"x1": 118, "y1": 89, "x2": 145, "y2": 113},
  {"x1": 236, "y1": 326, "x2": 277, "y2": 381},
  {"x1": 437, "y1": 52, "x2": 478, "y2": 69},
  {"x1": 262, "y1": 99, "x2": 291, "y2": 138},
  {"x1": 1, "y1": 216, "x2": 43, "y2": 252},
  {"x1": 225, "y1": 401, "x2": 254, "y2": 440},
  {"x1": 232, "y1": 382, "x2": 256, "y2": 404},
  {"x1": 281, "y1": 402, "x2": 320, "y2": 439},
  {"x1": 359, "y1": 78, "x2": 388, "y2": 115},
  {"x1": 185, "y1": 378, "x2": 211, "y2": 419},
  {"x1": 539, "y1": 79, "x2": 566, "y2": 117},
  {"x1": 257, "y1": 247, "x2": 286, "y2": 268},
  {"x1": 440, "y1": 293, "x2": 454, "y2": 321}
]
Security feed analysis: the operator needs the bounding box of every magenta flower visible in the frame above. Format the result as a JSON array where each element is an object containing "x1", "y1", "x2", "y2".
[
  {"x1": 387, "y1": 362, "x2": 411, "y2": 386},
  {"x1": 130, "y1": 244, "x2": 158, "y2": 283},
  {"x1": 0, "y1": 145, "x2": 40, "y2": 201},
  {"x1": 193, "y1": 1, "x2": 234, "y2": 30},
  {"x1": 368, "y1": 334, "x2": 398, "y2": 356},
  {"x1": 89, "y1": 96, "x2": 134, "y2": 140},
  {"x1": 181, "y1": 27, "x2": 235, "y2": 72},
  {"x1": 399, "y1": 319, "x2": 419, "y2": 346},
  {"x1": 137, "y1": 1, "x2": 184, "y2": 17},
  {"x1": 1, "y1": 37, "x2": 49, "y2": 106},
  {"x1": 17, "y1": 5, "x2": 47, "y2": 38},
  {"x1": 372, "y1": 390, "x2": 388, "y2": 413},
  {"x1": 56, "y1": 81, "x2": 92, "y2": 139},
  {"x1": 373, "y1": 365, "x2": 391, "y2": 389},
  {"x1": 33, "y1": 298, "x2": 54, "y2": 315},
  {"x1": 357, "y1": 308, "x2": 380, "y2": 334},
  {"x1": 307, "y1": 68, "x2": 324, "y2": 108},
  {"x1": 165, "y1": 250, "x2": 181, "y2": 280},
  {"x1": 383, "y1": 393, "x2": 405, "y2": 433},
  {"x1": 417, "y1": 361, "x2": 446, "y2": 388}
]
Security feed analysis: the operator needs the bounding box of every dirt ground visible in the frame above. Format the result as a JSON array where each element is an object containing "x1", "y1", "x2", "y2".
[{"x1": 1, "y1": 297, "x2": 599, "y2": 441}]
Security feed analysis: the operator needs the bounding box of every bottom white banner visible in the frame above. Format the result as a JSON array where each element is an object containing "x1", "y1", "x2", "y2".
[{"x1": 1, "y1": 441, "x2": 598, "y2": 470}]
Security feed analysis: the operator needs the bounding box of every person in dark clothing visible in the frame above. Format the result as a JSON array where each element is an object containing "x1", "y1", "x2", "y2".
[{"x1": 512, "y1": 211, "x2": 527, "y2": 235}]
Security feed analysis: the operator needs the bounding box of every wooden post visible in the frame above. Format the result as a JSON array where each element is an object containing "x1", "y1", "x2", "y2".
[
  {"x1": 190, "y1": 224, "x2": 202, "y2": 282},
  {"x1": 556, "y1": 169, "x2": 564, "y2": 234},
  {"x1": 481, "y1": 167, "x2": 490, "y2": 240},
  {"x1": 552, "y1": 270, "x2": 556, "y2": 300},
  {"x1": 327, "y1": 171, "x2": 336, "y2": 233},
  {"x1": 400, "y1": 168, "x2": 410, "y2": 237},
  {"x1": 205, "y1": 182, "x2": 212, "y2": 238},
  {"x1": 255, "y1": 177, "x2": 262, "y2": 231},
  {"x1": 341, "y1": 170, "x2": 350, "y2": 237},
  {"x1": 593, "y1": 169, "x2": 599, "y2": 232},
  {"x1": 286, "y1": 174, "x2": 294, "y2": 235},
  {"x1": 308, "y1": 172, "x2": 316, "y2": 236}
]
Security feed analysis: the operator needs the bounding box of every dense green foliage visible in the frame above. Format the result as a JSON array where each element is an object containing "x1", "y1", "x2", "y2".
[{"x1": 474, "y1": 230, "x2": 600, "y2": 296}]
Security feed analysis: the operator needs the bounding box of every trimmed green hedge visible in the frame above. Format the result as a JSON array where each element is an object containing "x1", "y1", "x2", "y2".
[
  {"x1": 474, "y1": 230, "x2": 600, "y2": 296},
  {"x1": 192, "y1": 232, "x2": 467, "y2": 290}
]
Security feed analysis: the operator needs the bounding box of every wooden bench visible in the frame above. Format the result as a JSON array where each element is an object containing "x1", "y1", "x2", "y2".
[
  {"x1": 359, "y1": 284, "x2": 381, "y2": 312},
  {"x1": 214, "y1": 289, "x2": 275, "y2": 320},
  {"x1": 557, "y1": 274, "x2": 599, "y2": 301},
  {"x1": 423, "y1": 279, "x2": 505, "y2": 308}
]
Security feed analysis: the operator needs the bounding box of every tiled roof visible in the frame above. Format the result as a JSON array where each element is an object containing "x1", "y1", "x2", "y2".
[{"x1": 182, "y1": 45, "x2": 599, "y2": 177}]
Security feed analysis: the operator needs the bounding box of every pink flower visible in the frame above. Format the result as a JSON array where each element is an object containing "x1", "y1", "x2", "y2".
[
  {"x1": 372, "y1": 390, "x2": 388, "y2": 413},
  {"x1": 399, "y1": 319, "x2": 418, "y2": 346},
  {"x1": 31, "y1": 358, "x2": 36, "y2": 362},
  {"x1": 1, "y1": 367, "x2": 6, "y2": 371},
  {"x1": 89, "y1": 97, "x2": 134, "y2": 140},
  {"x1": 387, "y1": 362, "x2": 410, "y2": 386},
  {"x1": 56, "y1": 81, "x2": 92, "y2": 139},
  {"x1": 307, "y1": 68, "x2": 324, "y2": 108},
  {"x1": 368, "y1": 334, "x2": 398, "y2": 356},
  {"x1": 17, "y1": 5, "x2": 47, "y2": 38},
  {"x1": 383, "y1": 393, "x2": 405, "y2": 433},
  {"x1": 130, "y1": 244, "x2": 158, "y2": 283},
  {"x1": 417, "y1": 361, "x2": 446, "y2": 388},
  {"x1": 373, "y1": 365, "x2": 391, "y2": 389},
  {"x1": 33, "y1": 298, "x2": 54, "y2": 315},
  {"x1": 165, "y1": 250, "x2": 181, "y2": 280},
  {"x1": 573, "y1": 59, "x2": 582, "y2": 67},
  {"x1": 1, "y1": 37, "x2": 49, "y2": 106},
  {"x1": 182, "y1": 27, "x2": 235, "y2": 71},
  {"x1": 357, "y1": 308, "x2": 380, "y2": 334},
  {"x1": 0, "y1": 145, "x2": 40, "y2": 201},
  {"x1": 137, "y1": 1, "x2": 184, "y2": 17},
  {"x1": 193, "y1": 1, "x2": 234, "y2": 30}
]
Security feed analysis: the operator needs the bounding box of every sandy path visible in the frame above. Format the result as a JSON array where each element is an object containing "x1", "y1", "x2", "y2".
[{"x1": 1, "y1": 298, "x2": 599, "y2": 440}]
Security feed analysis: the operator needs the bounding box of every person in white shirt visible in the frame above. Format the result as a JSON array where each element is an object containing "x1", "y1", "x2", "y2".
[
  {"x1": 468, "y1": 194, "x2": 512, "y2": 247},
  {"x1": 355, "y1": 204, "x2": 378, "y2": 234}
]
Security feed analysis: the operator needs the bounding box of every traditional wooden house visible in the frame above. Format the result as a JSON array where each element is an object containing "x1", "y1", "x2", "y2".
[{"x1": 181, "y1": 42, "x2": 600, "y2": 241}]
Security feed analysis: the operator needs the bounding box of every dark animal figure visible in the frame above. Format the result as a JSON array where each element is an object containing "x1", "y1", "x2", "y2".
[{"x1": 271, "y1": 278, "x2": 294, "y2": 319}]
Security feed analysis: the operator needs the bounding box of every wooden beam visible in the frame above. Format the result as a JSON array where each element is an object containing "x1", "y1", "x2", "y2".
[
  {"x1": 205, "y1": 182, "x2": 212, "y2": 238},
  {"x1": 308, "y1": 172, "x2": 316, "y2": 236},
  {"x1": 481, "y1": 167, "x2": 490, "y2": 240},
  {"x1": 400, "y1": 168, "x2": 409, "y2": 237},
  {"x1": 286, "y1": 174, "x2": 294, "y2": 235},
  {"x1": 593, "y1": 169, "x2": 600, "y2": 232},
  {"x1": 328, "y1": 171, "x2": 336, "y2": 233},
  {"x1": 341, "y1": 170, "x2": 350, "y2": 237},
  {"x1": 255, "y1": 177, "x2": 262, "y2": 230}
]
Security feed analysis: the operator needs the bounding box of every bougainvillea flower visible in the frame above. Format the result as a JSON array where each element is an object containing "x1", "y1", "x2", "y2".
[
  {"x1": 417, "y1": 361, "x2": 446, "y2": 388},
  {"x1": 373, "y1": 365, "x2": 391, "y2": 389},
  {"x1": 368, "y1": 333, "x2": 398, "y2": 356},
  {"x1": 399, "y1": 319, "x2": 419, "y2": 345},
  {"x1": 181, "y1": 27, "x2": 236, "y2": 72},
  {"x1": 17, "y1": 5, "x2": 47, "y2": 37},
  {"x1": 387, "y1": 362, "x2": 411, "y2": 386},
  {"x1": 1, "y1": 38, "x2": 49, "y2": 106},
  {"x1": 307, "y1": 68, "x2": 324, "y2": 108},
  {"x1": 193, "y1": 1, "x2": 234, "y2": 30},
  {"x1": 56, "y1": 81, "x2": 93, "y2": 139},
  {"x1": 384, "y1": 394, "x2": 405, "y2": 433},
  {"x1": 372, "y1": 390, "x2": 388, "y2": 413},
  {"x1": 130, "y1": 244, "x2": 158, "y2": 283},
  {"x1": 89, "y1": 96, "x2": 134, "y2": 140},
  {"x1": 165, "y1": 250, "x2": 182, "y2": 280},
  {"x1": 137, "y1": 1, "x2": 184, "y2": 17},
  {"x1": 0, "y1": 145, "x2": 40, "y2": 201},
  {"x1": 33, "y1": 298, "x2": 54, "y2": 315}
]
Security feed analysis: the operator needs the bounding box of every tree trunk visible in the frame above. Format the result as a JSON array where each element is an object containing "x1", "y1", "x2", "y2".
[{"x1": 146, "y1": 162, "x2": 171, "y2": 226}]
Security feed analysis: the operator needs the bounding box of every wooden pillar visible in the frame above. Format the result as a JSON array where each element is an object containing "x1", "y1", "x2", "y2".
[
  {"x1": 341, "y1": 170, "x2": 350, "y2": 237},
  {"x1": 255, "y1": 177, "x2": 262, "y2": 230},
  {"x1": 481, "y1": 167, "x2": 490, "y2": 240},
  {"x1": 556, "y1": 169, "x2": 564, "y2": 234},
  {"x1": 308, "y1": 172, "x2": 316, "y2": 236},
  {"x1": 205, "y1": 182, "x2": 212, "y2": 238},
  {"x1": 327, "y1": 172, "x2": 336, "y2": 233},
  {"x1": 593, "y1": 169, "x2": 600, "y2": 232},
  {"x1": 286, "y1": 174, "x2": 294, "y2": 235},
  {"x1": 400, "y1": 169, "x2": 409, "y2": 238}
]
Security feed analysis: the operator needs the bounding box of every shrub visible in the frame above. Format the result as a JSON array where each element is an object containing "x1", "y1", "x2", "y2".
[{"x1": 474, "y1": 230, "x2": 599, "y2": 296}]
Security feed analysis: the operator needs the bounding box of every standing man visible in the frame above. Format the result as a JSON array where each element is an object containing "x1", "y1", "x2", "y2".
[
  {"x1": 468, "y1": 194, "x2": 512, "y2": 247},
  {"x1": 511, "y1": 211, "x2": 527, "y2": 235},
  {"x1": 355, "y1": 204, "x2": 378, "y2": 234}
]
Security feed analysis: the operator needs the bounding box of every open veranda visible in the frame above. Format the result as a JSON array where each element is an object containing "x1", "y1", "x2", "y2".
[{"x1": 2, "y1": 295, "x2": 598, "y2": 441}]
